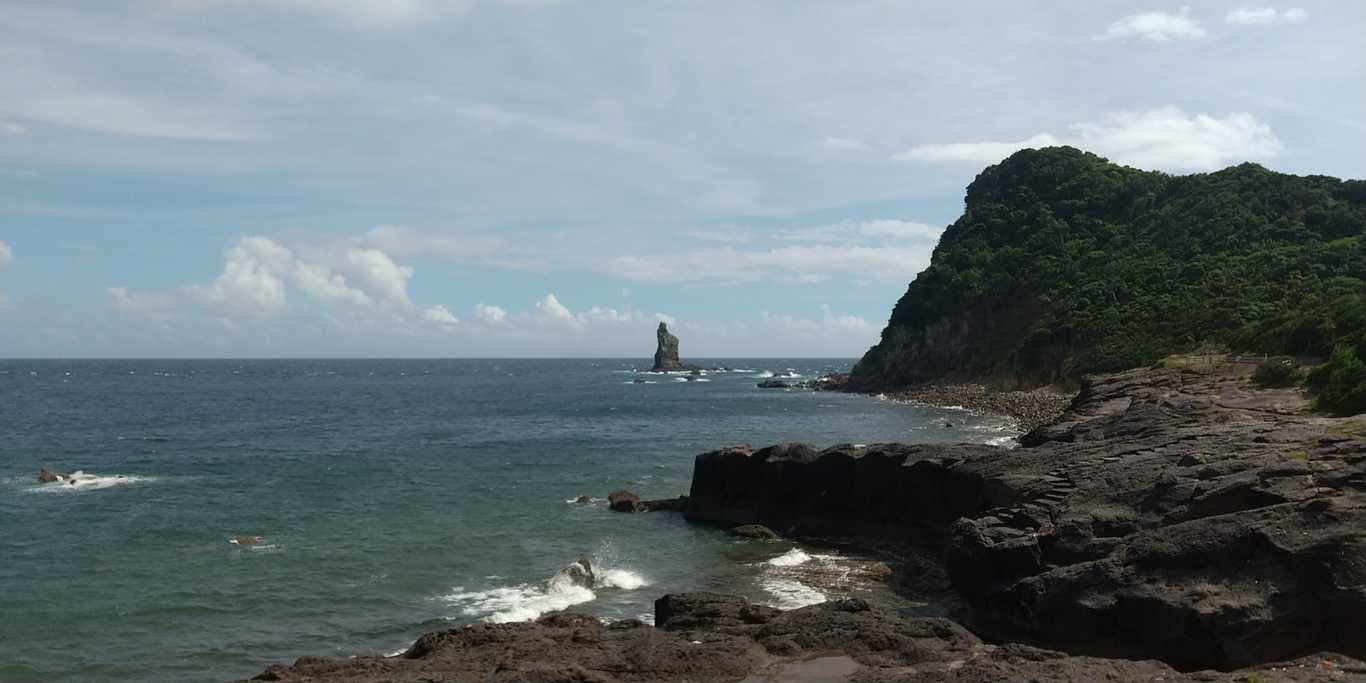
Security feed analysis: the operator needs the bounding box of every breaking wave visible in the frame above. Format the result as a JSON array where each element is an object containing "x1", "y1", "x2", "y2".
[
  {"x1": 439, "y1": 555, "x2": 650, "y2": 624},
  {"x1": 26, "y1": 471, "x2": 152, "y2": 493}
]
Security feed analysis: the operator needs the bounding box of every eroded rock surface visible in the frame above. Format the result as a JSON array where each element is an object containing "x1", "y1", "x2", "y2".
[
  {"x1": 243, "y1": 593, "x2": 1364, "y2": 682},
  {"x1": 686, "y1": 363, "x2": 1366, "y2": 670}
]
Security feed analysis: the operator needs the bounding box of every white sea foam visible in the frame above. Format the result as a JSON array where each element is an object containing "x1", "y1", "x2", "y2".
[
  {"x1": 441, "y1": 556, "x2": 649, "y2": 624},
  {"x1": 441, "y1": 575, "x2": 595, "y2": 624},
  {"x1": 767, "y1": 548, "x2": 813, "y2": 567},
  {"x1": 986, "y1": 435, "x2": 1018, "y2": 448},
  {"x1": 27, "y1": 471, "x2": 151, "y2": 493},
  {"x1": 674, "y1": 377, "x2": 689, "y2": 382},
  {"x1": 752, "y1": 371, "x2": 775, "y2": 379},
  {"x1": 598, "y1": 568, "x2": 650, "y2": 590},
  {"x1": 760, "y1": 576, "x2": 827, "y2": 609}
]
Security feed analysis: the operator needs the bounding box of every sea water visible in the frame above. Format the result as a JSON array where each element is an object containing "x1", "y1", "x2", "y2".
[{"x1": 0, "y1": 359, "x2": 1014, "y2": 681}]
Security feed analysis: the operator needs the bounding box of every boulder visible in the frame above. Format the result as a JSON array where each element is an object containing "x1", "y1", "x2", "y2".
[
  {"x1": 607, "y1": 490, "x2": 641, "y2": 512},
  {"x1": 756, "y1": 380, "x2": 791, "y2": 389},
  {"x1": 731, "y1": 524, "x2": 780, "y2": 540},
  {"x1": 37, "y1": 467, "x2": 61, "y2": 483},
  {"x1": 638, "y1": 496, "x2": 688, "y2": 512},
  {"x1": 558, "y1": 557, "x2": 594, "y2": 589}
]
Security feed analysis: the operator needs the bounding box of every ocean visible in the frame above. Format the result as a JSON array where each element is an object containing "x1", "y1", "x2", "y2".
[{"x1": 0, "y1": 359, "x2": 1015, "y2": 682}]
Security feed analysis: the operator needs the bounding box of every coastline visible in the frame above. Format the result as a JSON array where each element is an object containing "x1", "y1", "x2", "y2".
[
  {"x1": 245, "y1": 357, "x2": 1366, "y2": 681},
  {"x1": 867, "y1": 383, "x2": 1076, "y2": 434}
]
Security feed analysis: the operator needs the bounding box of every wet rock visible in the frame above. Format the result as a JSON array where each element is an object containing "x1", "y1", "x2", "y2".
[
  {"x1": 730, "y1": 524, "x2": 780, "y2": 540},
  {"x1": 684, "y1": 365, "x2": 1366, "y2": 670},
  {"x1": 638, "y1": 496, "x2": 688, "y2": 512},
  {"x1": 756, "y1": 380, "x2": 791, "y2": 389},
  {"x1": 558, "y1": 558, "x2": 594, "y2": 589},
  {"x1": 37, "y1": 467, "x2": 61, "y2": 483},
  {"x1": 241, "y1": 595, "x2": 1364, "y2": 683},
  {"x1": 607, "y1": 490, "x2": 641, "y2": 512}
]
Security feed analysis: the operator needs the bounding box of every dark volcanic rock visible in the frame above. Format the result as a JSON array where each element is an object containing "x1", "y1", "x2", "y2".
[
  {"x1": 607, "y1": 490, "x2": 641, "y2": 512},
  {"x1": 241, "y1": 594, "x2": 1365, "y2": 682},
  {"x1": 730, "y1": 524, "x2": 780, "y2": 539},
  {"x1": 685, "y1": 364, "x2": 1366, "y2": 670},
  {"x1": 558, "y1": 558, "x2": 594, "y2": 589},
  {"x1": 638, "y1": 496, "x2": 687, "y2": 512},
  {"x1": 756, "y1": 379, "x2": 791, "y2": 389},
  {"x1": 650, "y1": 322, "x2": 682, "y2": 372},
  {"x1": 37, "y1": 467, "x2": 61, "y2": 483}
]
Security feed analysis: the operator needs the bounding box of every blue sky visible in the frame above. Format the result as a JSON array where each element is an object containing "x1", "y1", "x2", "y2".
[{"x1": 1, "y1": 1, "x2": 1362, "y2": 357}]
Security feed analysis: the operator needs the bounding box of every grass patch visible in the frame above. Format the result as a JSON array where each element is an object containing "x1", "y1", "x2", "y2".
[
  {"x1": 1284, "y1": 449, "x2": 1311, "y2": 464},
  {"x1": 1154, "y1": 353, "x2": 1227, "y2": 374}
]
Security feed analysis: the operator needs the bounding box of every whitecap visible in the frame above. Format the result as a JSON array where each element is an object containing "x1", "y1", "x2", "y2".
[
  {"x1": 767, "y1": 548, "x2": 813, "y2": 567},
  {"x1": 752, "y1": 371, "x2": 775, "y2": 379},
  {"x1": 27, "y1": 471, "x2": 151, "y2": 493},
  {"x1": 986, "y1": 435, "x2": 1018, "y2": 448},
  {"x1": 636, "y1": 612, "x2": 656, "y2": 625}
]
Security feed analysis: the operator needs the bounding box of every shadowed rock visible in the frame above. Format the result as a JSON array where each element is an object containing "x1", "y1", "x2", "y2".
[{"x1": 651, "y1": 322, "x2": 682, "y2": 372}]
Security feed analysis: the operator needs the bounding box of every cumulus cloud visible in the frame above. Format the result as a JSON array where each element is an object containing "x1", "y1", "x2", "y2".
[
  {"x1": 0, "y1": 240, "x2": 12, "y2": 267},
  {"x1": 535, "y1": 293, "x2": 574, "y2": 321},
  {"x1": 1093, "y1": 9, "x2": 1207, "y2": 42},
  {"x1": 1225, "y1": 7, "x2": 1308, "y2": 24},
  {"x1": 474, "y1": 303, "x2": 507, "y2": 324},
  {"x1": 756, "y1": 305, "x2": 877, "y2": 343},
  {"x1": 112, "y1": 235, "x2": 461, "y2": 331},
  {"x1": 897, "y1": 108, "x2": 1282, "y2": 172}
]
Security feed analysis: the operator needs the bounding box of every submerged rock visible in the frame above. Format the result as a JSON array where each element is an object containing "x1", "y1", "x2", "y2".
[
  {"x1": 607, "y1": 490, "x2": 641, "y2": 512},
  {"x1": 730, "y1": 524, "x2": 780, "y2": 540},
  {"x1": 756, "y1": 380, "x2": 790, "y2": 389},
  {"x1": 558, "y1": 557, "x2": 595, "y2": 589}
]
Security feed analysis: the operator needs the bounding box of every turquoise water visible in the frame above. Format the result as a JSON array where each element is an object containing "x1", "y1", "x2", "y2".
[{"x1": 0, "y1": 359, "x2": 1013, "y2": 682}]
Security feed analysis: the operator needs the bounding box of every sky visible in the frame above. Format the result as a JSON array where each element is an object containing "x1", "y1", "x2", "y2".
[{"x1": 1, "y1": 1, "x2": 1362, "y2": 358}]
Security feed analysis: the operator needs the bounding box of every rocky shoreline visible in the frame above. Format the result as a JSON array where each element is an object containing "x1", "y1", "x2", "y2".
[
  {"x1": 244, "y1": 593, "x2": 1364, "y2": 682},
  {"x1": 243, "y1": 359, "x2": 1366, "y2": 681}
]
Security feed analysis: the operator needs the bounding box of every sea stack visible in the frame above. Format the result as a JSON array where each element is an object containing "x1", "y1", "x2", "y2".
[{"x1": 651, "y1": 322, "x2": 683, "y2": 372}]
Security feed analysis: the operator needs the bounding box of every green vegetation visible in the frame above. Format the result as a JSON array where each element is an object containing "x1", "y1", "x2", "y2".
[
  {"x1": 1284, "y1": 449, "x2": 1310, "y2": 464},
  {"x1": 853, "y1": 147, "x2": 1366, "y2": 415},
  {"x1": 1252, "y1": 357, "x2": 1302, "y2": 388},
  {"x1": 1306, "y1": 345, "x2": 1366, "y2": 416}
]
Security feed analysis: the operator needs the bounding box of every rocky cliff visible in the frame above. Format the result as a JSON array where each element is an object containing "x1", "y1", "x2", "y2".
[
  {"x1": 651, "y1": 322, "x2": 683, "y2": 371},
  {"x1": 687, "y1": 359, "x2": 1366, "y2": 671},
  {"x1": 849, "y1": 147, "x2": 1366, "y2": 391}
]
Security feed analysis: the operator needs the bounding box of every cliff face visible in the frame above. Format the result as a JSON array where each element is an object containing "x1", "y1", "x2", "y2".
[
  {"x1": 687, "y1": 361, "x2": 1366, "y2": 671},
  {"x1": 849, "y1": 146, "x2": 1366, "y2": 391}
]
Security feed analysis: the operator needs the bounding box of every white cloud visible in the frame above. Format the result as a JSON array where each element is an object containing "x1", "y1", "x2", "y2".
[
  {"x1": 1094, "y1": 10, "x2": 1207, "y2": 42},
  {"x1": 893, "y1": 134, "x2": 1061, "y2": 165},
  {"x1": 474, "y1": 303, "x2": 507, "y2": 324},
  {"x1": 1225, "y1": 8, "x2": 1308, "y2": 24},
  {"x1": 897, "y1": 108, "x2": 1282, "y2": 172},
  {"x1": 683, "y1": 228, "x2": 754, "y2": 244},
  {"x1": 603, "y1": 243, "x2": 934, "y2": 284},
  {"x1": 655, "y1": 312, "x2": 676, "y2": 325},
  {"x1": 857, "y1": 220, "x2": 943, "y2": 241},
  {"x1": 112, "y1": 235, "x2": 462, "y2": 331},
  {"x1": 0, "y1": 120, "x2": 25, "y2": 136},
  {"x1": 822, "y1": 136, "x2": 869, "y2": 152},
  {"x1": 0, "y1": 240, "x2": 12, "y2": 267},
  {"x1": 186, "y1": 237, "x2": 292, "y2": 316},
  {"x1": 535, "y1": 293, "x2": 574, "y2": 321},
  {"x1": 420, "y1": 304, "x2": 459, "y2": 327},
  {"x1": 756, "y1": 305, "x2": 876, "y2": 342}
]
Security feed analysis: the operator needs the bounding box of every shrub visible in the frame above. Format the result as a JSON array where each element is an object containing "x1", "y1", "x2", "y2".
[
  {"x1": 1307, "y1": 345, "x2": 1366, "y2": 416},
  {"x1": 1252, "y1": 356, "x2": 1302, "y2": 388}
]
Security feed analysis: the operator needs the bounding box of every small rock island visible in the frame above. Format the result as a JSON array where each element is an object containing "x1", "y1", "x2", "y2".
[{"x1": 650, "y1": 322, "x2": 703, "y2": 372}]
